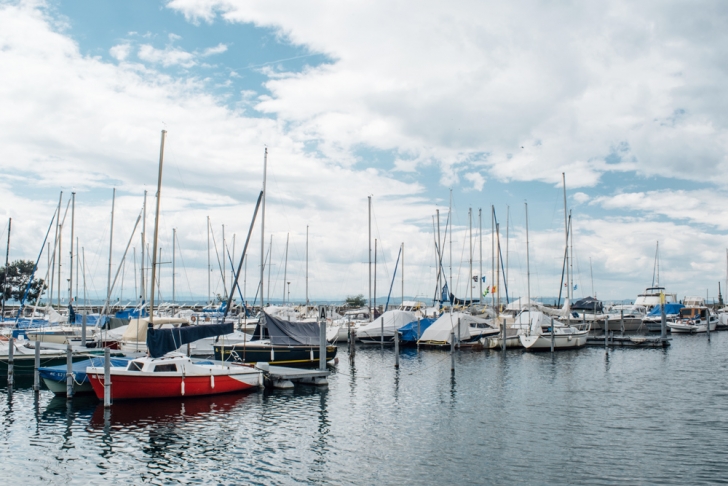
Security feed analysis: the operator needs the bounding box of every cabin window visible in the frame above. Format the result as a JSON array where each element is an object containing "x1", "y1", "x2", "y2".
[
  {"x1": 153, "y1": 364, "x2": 178, "y2": 372},
  {"x1": 127, "y1": 361, "x2": 144, "y2": 372}
]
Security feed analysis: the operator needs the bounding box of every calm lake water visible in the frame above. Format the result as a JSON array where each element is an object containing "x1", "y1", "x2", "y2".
[{"x1": 2, "y1": 332, "x2": 728, "y2": 485}]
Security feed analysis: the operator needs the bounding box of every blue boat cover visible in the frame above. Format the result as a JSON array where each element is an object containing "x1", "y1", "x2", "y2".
[
  {"x1": 646, "y1": 303, "x2": 684, "y2": 316},
  {"x1": 147, "y1": 323, "x2": 234, "y2": 358},
  {"x1": 398, "y1": 318, "x2": 435, "y2": 343},
  {"x1": 252, "y1": 312, "x2": 321, "y2": 346},
  {"x1": 38, "y1": 357, "x2": 131, "y2": 384},
  {"x1": 115, "y1": 307, "x2": 148, "y2": 320}
]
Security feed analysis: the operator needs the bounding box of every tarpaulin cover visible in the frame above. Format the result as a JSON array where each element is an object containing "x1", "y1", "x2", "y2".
[
  {"x1": 398, "y1": 318, "x2": 435, "y2": 343},
  {"x1": 571, "y1": 297, "x2": 603, "y2": 312},
  {"x1": 39, "y1": 357, "x2": 131, "y2": 385},
  {"x1": 115, "y1": 307, "x2": 148, "y2": 320},
  {"x1": 252, "y1": 312, "x2": 321, "y2": 346},
  {"x1": 646, "y1": 303, "x2": 684, "y2": 316},
  {"x1": 147, "y1": 323, "x2": 234, "y2": 358}
]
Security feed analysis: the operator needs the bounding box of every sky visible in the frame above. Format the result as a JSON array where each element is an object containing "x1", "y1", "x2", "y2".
[{"x1": 1, "y1": 0, "x2": 728, "y2": 305}]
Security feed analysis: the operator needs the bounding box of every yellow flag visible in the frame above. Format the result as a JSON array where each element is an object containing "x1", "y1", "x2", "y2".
[{"x1": 660, "y1": 292, "x2": 665, "y2": 305}]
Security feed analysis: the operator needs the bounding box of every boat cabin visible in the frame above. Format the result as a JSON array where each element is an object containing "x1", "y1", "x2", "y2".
[{"x1": 679, "y1": 307, "x2": 709, "y2": 320}]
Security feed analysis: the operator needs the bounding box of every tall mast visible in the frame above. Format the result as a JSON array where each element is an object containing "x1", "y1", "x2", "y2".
[
  {"x1": 56, "y1": 192, "x2": 63, "y2": 307},
  {"x1": 260, "y1": 148, "x2": 267, "y2": 310},
  {"x1": 469, "y1": 208, "x2": 473, "y2": 304},
  {"x1": 283, "y1": 233, "x2": 289, "y2": 304},
  {"x1": 496, "y1": 223, "x2": 500, "y2": 312},
  {"x1": 368, "y1": 195, "x2": 372, "y2": 320},
  {"x1": 2, "y1": 218, "x2": 10, "y2": 318},
  {"x1": 231, "y1": 234, "x2": 236, "y2": 293},
  {"x1": 141, "y1": 190, "x2": 146, "y2": 305},
  {"x1": 75, "y1": 236, "x2": 79, "y2": 303},
  {"x1": 149, "y1": 130, "x2": 166, "y2": 324},
  {"x1": 436, "y1": 209, "x2": 441, "y2": 294},
  {"x1": 569, "y1": 210, "x2": 574, "y2": 301},
  {"x1": 562, "y1": 173, "x2": 569, "y2": 306},
  {"x1": 105, "y1": 188, "x2": 115, "y2": 315},
  {"x1": 306, "y1": 225, "x2": 309, "y2": 306},
  {"x1": 207, "y1": 216, "x2": 211, "y2": 304},
  {"x1": 172, "y1": 228, "x2": 176, "y2": 305},
  {"x1": 449, "y1": 189, "x2": 453, "y2": 293},
  {"x1": 479, "y1": 209, "x2": 482, "y2": 303},
  {"x1": 69, "y1": 192, "x2": 75, "y2": 305},
  {"x1": 525, "y1": 202, "x2": 530, "y2": 310},
  {"x1": 491, "y1": 206, "x2": 495, "y2": 308},
  {"x1": 133, "y1": 247, "x2": 137, "y2": 302},
  {"x1": 266, "y1": 235, "x2": 272, "y2": 306},
  {"x1": 590, "y1": 257, "x2": 594, "y2": 298},
  {"x1": 374, "y1": 238, "x2": 377, "y2": 315},
  {"x1": 49, "y1": 192, "x2": 61, "y2": 307},
  {"x1": 222, "y1": 224, "x2": 226, "y2": 299},
  {"x1": 656, "y1": 241, "x2": 660, "y2": 287}
]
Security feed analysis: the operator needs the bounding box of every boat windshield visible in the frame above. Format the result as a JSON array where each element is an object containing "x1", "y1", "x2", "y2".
[{"x1": 127, "y1": 361, "x2": 144, "y2": 371}]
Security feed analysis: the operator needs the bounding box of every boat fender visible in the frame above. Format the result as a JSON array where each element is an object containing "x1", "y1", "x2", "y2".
[
  {"x1": 210, "y1": 373, "x2": 215, "y2": 389},
  {"x1": 310, "y1": 349, "x2": 314, "y2": 361},
  {"x1": 191, "y1": 315, "x2": 197, "y2": 323},
  {"x1": 181, "y1": 379, "x2": 185, "y2": 396}
]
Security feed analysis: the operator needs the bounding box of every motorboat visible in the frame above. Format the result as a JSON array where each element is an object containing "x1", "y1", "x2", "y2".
[
  {"x1": 668, "y1": 301, "x2": 717, "y2": 333},
  {"x1": 517, "y1": 310, "x2": 588, "y2": 350}
]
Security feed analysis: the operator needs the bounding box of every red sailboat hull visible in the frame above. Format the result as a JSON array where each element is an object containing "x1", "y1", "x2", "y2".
[{"x1": 87, "y1": 372, "x2": 259, "y2": 400}]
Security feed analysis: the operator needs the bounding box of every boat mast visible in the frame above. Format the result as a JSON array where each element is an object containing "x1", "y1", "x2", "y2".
[
  {"x1": 56, "y1": 192, "x2": 63, "y2": 308},
  {"x1": 306, "y1": 225, "x2": 309, "y2": 306},
  {"x1": 491, "y1": 205, "x2": 495, "y2": 308},
  {"x1": 401, "y1": 242, "x2": 404, "y2": 305},
  {"x1": 496, "y1": 223, "x2": 500, "y2": 313},
  {"x1": 222, "y1": 224, "x2": 226, "y2": 299},
  {"x1": 207, "y1": 215, "x2": 211, "y2": 305},
  {"x1": 283, "y1": 233, "x2": 289, "y2": 305},
  {"x1": 105, "y1": 188, "x2": 115, "y2": 316},
  {"x1": 75, "y1": 236, "x2": 79, "y2": 303},
  {"x1": 141, "y1": 190, "x2": 146, "y2": 306},
  {"x1": 569, "y1": 210, "x2": 574, "y2": 300},
  {"x1": 266, "y1": 235, "x2": 272, "y2": 306},
  {"x1": 260, "y1": 148, "x2": 267, "y2": 311},
  {"x1": 374, "y1": 238, "x2": 377, "y2": 316},
  {"x1": 436, "y1": 209, "x2": 441, "y2": 297},
  {"x1": 172, "y1": 228, "x2": 176, "y2": 305},
  {"x1": 368, "y1": 195, "x2": 372, "y2": 320},
  {"x1": 149, "y1": 130, "x2": 166, "y2": 325},
  {"x1": 2, "y1": 217, "x2": 10, "y2": 318},
  {"x1": 525, "y1": 202, "x2": 530, "y2": 311},
  {"x1": 469, "y1": 208, "x2": 473, "y2": 304},
  {"x1": 49, "y1": 192, "x2": 61, "y2": 308},
  {"x1": 479, "y1": 208, "x2": 483, "y2": 303},
  {"x1": 133, "y1": 247, "x2": 137, "y2": 302},
  {"x1": 562, "y1": 173, "x2": 570, "y2": 325},
  {"x1": 69, "y1": 192, "x2": 75, "y2": 306},
  {"x1": 449, "y1": 189, "x2": 453, "y2": 295},
  {"x1": 590, "y1": 257, "x2": 594, "y2": 298},
  {"x1": 656, "y1": 241, "x2": 660, "y2": 287}
]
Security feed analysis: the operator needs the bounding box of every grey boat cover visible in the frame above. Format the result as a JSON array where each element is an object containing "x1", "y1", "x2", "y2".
[
  {"x1": 147, "y1": 323, "x2": 234, "y2": 358},
  {"x1": 251, "y1": 312, "x2": 321, "y2": 346}
]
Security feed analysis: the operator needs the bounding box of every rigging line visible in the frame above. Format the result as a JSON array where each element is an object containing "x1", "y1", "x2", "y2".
[
  {"x1": 208, "y1": 218, "x2": 229, "y2": 298},
  {"x1": 174, "y1": 231, "x2": 195, "y2": 302},
  {"x1": 369, "y1": 203, "x2": 391, "y2": 279}
]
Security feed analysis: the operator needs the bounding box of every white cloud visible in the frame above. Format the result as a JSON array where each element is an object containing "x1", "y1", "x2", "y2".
[
  {"x1": 137, "y1": 43, "x2": 197, "y2": 67},
  {"x1": 201, "y1": 42, "x2": 227, "y2": 56},
  {"x1": 464, "y1": 172, "x2": 485, "y2": 191},
  {"x1": 167, "y1": 0, "x2": 728, "y2": 189},
  {"x1": 573, "y1": 192, "x2": 590, "y2": 204},
  {"x1": 109, "y1": 43, "x2": 131, "y2": 61}
]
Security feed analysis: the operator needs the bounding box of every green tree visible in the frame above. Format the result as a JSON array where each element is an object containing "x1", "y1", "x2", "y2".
[
  {"x1": 345, "y1": 294, "x2": 366, "y2": 307},
  {"x1": 0, "y1": 259, "x2": 46, "y2": 304}
]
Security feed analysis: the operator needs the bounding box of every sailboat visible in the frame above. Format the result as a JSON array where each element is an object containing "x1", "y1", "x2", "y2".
[{"x1": 86, "y1": 132, "x2": 263, "y2": 400}]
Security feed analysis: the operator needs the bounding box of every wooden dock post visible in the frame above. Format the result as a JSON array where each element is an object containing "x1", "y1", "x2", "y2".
[
  {"x1": 707, "y1": 313, "x2": 711, "y2": 342},
  {"x1": 501, "y1": 317, "x2": 506, "y2": 352},
  {"x1": 7, "y1": 336, "x2": 13, "y2": 386},
  {"x1": 457, "y1": 317, "x2": 461, "y2": 349},
  {"x1": 660, "y1": 301, "x2": 667, "y2": 342},
  {"x1": 620, "y1": 310, "x2": 624, "y2": 336},
  {"x1": 349, "y1": 329, "x2": 356, "y2": 362},
  {"x1": 103, "y1": 347, "x2": 111, "y2": 408},
  {"x1": 450, "y1": 331, "x2": 455, "y2": 372},
  {"x1": 550, "y1": 316, "x2": 555, "y2": 353},
  {"x1": 604, "y1": 316, "x2": 609, "y2": 351},
  {"x1": 394, "y1": 326, "x2": 400, "y2": 368},
  {"x1": 66, "y1": 343, "x2": 74, "y2": 399},
  {"x1": 33, "y1": 341, "x2": 40, "y2": 393},
  {"x1": 318, "y1": 306, "x2": 326, "y2": 371}
]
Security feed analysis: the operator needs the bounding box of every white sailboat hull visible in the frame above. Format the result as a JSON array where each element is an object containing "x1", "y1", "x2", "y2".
[{"x1": 519, "y1": 331, "x2": 588, "y2": 350}]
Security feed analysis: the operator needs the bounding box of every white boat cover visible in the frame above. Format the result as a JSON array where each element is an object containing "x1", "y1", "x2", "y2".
[
  {"x1": 514, "y1": 310, "x2": 564, "y2": 335},
  {"x1": 505, "y1": 298, "x2": 540, "y2": 311},
  {"x1": 357, "y1": 310, "x2": 416, "y2": 340},
  {"x1": 121, "y1": 317, "x2": 189, "y2": 342},
  {"x1": 419, "y1": 312, "x2": 491, "y2": 344}
]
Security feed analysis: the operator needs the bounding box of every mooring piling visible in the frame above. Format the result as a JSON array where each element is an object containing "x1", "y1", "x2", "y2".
[
  {"x1": 450, "y1": 331, "x2": 455, "y2": 372},
  {"x1": 394, "y1": 326, "x2": 400, "y2": 368},
  {"x1": 66, "y1": 343, "x2": 74, "y2": 399},
  {"x1": 103, "y1": 347, "x2": 111, "y2": 408},
  {"x1": 7, "y1": 336, "x2": 14, "y2": 386},
  {"x1": 33, "y1": 341, "x2": 40, "y2": 393}
]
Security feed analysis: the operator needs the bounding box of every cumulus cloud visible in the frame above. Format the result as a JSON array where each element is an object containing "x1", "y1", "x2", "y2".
[
  {"x1": 464, "y1": 172, "x2": 485, "y2": 191},
  {"x1": 137, "y1": 43, "x2": 197, "y2": 67},
  {"x1": 109, "y1": 43, "x2": 131, "y2": 61},
  {"x1": 167, "y1": 0, "x2": 728, "y2": 189}
]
